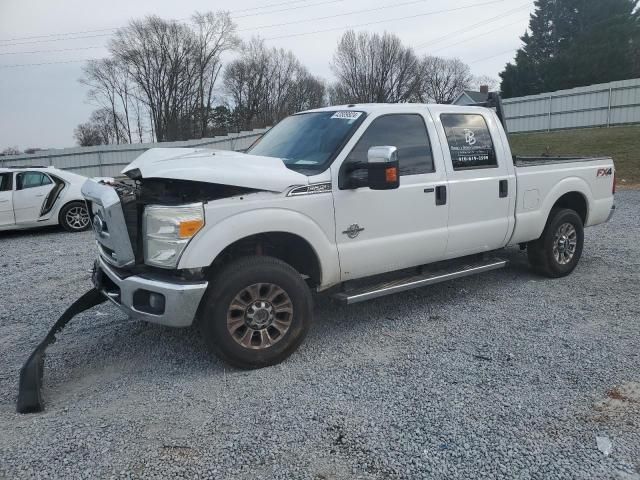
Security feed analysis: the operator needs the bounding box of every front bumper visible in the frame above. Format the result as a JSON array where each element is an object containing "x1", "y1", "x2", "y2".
[{"x1": 93, "y1": 257, "x2": 208, "y2": 328}]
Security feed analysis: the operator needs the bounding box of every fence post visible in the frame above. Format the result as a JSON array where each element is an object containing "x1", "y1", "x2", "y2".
[
  {"x1": 606, "y1": 87, "x2": 612, "y2": 128},
  {"x1": 97, "y1": 150, "x2": 103, "y2": 176},
  {"x1": 547, "y1": 95, "x2": 552, "y2": 132}
]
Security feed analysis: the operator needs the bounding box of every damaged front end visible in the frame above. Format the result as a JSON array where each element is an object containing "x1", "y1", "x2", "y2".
[{"x1": 16, "y1": 170, "x2": 263, "y2": 414}]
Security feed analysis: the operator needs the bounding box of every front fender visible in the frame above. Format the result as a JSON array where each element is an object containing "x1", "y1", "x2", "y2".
[{"x1": 178, "y1": 208, "x2": 341, "y2": 288}]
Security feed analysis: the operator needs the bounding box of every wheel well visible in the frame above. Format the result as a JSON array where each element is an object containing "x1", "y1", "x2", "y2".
[
  {"x1": 211, "y1": 232, "x2": 322, "y2": 287},
  {"x1": 552, "y1": 192, "x2": 587, "y2": 224}
]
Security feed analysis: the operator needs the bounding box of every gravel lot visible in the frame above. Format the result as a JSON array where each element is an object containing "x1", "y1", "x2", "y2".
[{"x1": 1, "y1": 191, "x2": 639, "y2": 480}]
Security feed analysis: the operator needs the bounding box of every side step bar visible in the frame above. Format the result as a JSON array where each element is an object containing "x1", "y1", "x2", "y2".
[{"x1": 332, "y1": 258, "x2": 508, "y2": 305}]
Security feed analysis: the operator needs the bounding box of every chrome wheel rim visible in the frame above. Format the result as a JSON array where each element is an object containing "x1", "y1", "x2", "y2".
[
  {"x1": 65, "y1": 205, "x2": 90, "y2": 230},
  {"x1": 227, "y1": 283, "x2": 293, "y2": 350},
  {"x1": 553, "y1": 222, "x2": 577, "y2": 265}
]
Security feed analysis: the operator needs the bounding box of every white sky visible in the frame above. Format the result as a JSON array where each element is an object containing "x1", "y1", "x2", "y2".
[{"x1": 0, "y1": 0, "x2": 534, "y2": 150}]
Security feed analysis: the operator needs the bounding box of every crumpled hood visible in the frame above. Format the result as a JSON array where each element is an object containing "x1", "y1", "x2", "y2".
[{"x1": 122, "y1": 148, "x2": 309, "y2": 192}]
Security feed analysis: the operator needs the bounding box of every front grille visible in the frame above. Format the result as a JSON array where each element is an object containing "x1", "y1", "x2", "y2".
[
  {"x1": 81, "y1": 180, "x2": 136, "y2": 269},
  {"x1": 112, "y1": 181, "x2": 141, "y2": 263}
]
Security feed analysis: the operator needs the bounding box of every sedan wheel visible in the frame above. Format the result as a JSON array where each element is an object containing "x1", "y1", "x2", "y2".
[{"x1": 60, "y1": 202, "x2": 91, "y2": 232}]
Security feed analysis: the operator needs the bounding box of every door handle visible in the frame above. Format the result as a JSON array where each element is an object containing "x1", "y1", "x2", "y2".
[
  {"x1": 424, "y1": 187, "x2": 435, "y2": 193},
  {"x1": 499, "y1": 180, "x2": 508, "y2": 198},
  {"x1": 435, "y1": 185, "x2": 447, "y2": 206}
]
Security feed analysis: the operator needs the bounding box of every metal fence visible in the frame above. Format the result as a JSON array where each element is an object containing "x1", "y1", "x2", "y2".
[
  {"x1": 503, "y1": 78, "x2": 640, "y2": 133},
  {"x1": 0, "y1": 128, "x2": 270, "y2": 177}
]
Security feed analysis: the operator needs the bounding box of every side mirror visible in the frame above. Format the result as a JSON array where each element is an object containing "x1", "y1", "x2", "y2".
[{"x1": 367, "y1": 146, "x2": 399, "y2": 190}]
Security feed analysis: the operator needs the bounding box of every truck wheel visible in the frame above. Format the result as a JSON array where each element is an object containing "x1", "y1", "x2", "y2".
[
  {"x1": 527, "y1": 208, "x2": 584, "y2": 278},
  {"x1": 198, "y1": 256, "x2": 313, "y2": 369},
  {"x1": 59, "y1": 201, "x2": 91, "y2": 232}
]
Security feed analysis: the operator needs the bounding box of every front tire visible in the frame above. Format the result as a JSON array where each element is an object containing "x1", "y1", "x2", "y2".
[
  {"x1": 527, "y1": 208, "x2": 584, "y2": 278},
  {"x1": 59, "y1": 201, "x2": 91, "y2": 232},
  {"x1": 199, "y1": 256, "x2": 313, "y2": 369}
]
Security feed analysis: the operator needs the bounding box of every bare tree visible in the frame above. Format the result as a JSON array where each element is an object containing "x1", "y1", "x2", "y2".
[
  {"x1": 74, "y1": 108, "x2": 128, "y2": 146},
  {"x1": 415, "y1": 56, "x2": 473, "y2": 104},
  {"x1": 74, "y1": 123, "x2": 105, "y2": 147},
  {"x1": 192, "y1": 11, "x2": 239, "y2": 138},
  {"x1": 109, "y1": 16, "x2": 197, "y2": 142},
  {"x1": 101, "y1": 13, "x2": 237, "y2": 142},
  {"x1": 330, "y1": 30, "x2": 421, "y2": 104},
  {"x1": 81, "y1": 59, "x2": 132, "y2": 144},
  {"x1": 288, "y1": 74, "x2": 326, "y2": 113},
  {"x1": 224, "y1": 38, "x2": 272, "y2": 129},
  {"x1": 224, "y1": 38, "x2": 325, "y2": 129}
]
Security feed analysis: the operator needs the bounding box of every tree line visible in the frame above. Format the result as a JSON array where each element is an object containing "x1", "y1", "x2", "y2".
[
  {"x1": 75, "y1": 11, "x2": 488, "y2": 146},
  {"x1": 76, "y1": 1, "x2": 640, "y2": 146}
]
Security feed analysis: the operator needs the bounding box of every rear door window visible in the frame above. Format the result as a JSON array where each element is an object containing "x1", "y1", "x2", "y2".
[
  {"x1": 16, "y1": 172, "x2": 52, "y2": 190},
  {"x1": 441, "y1": 114, "x2": 497, "y2": 170}
]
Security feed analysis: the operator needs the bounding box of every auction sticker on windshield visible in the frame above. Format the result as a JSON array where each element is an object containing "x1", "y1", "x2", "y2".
[{"x1": 331, "y1": 111, "x2": 363, "y2": 120}]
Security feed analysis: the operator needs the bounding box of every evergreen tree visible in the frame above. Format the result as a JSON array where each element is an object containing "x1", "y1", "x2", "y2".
[{"x1": 500, "y1": 0, "x2": 640, "y2": 97}]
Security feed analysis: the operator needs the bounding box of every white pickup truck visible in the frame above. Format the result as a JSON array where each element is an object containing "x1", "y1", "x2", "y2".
[{"x1": 80, "y1": 99, "x2": 615, "y2": 370}]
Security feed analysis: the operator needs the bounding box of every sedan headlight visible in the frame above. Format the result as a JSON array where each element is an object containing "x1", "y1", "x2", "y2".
[{"x1": 143, "y1": 203, "x2": 205, "y2": 268}]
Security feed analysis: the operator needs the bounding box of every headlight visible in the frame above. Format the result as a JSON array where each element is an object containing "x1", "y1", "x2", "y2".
[{"x1": 143, "y1": 203, "x2": 205, "y2": 268}]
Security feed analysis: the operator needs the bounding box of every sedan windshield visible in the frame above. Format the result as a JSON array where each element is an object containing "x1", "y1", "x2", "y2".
[{"x1": 248, "y1": 111, "x2": 365, "y2": 170}]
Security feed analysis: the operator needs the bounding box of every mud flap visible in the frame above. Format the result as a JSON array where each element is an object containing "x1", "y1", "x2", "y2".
[{"x1": 17, "y1": 289, "x2": 107, "y2": 414}]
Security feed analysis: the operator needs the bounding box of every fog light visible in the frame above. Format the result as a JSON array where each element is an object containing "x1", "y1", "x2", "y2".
[
  {"x1": 149, "y1": 293, "x2": 165, "y2": 312},
  {"x1": 133, "y1": 290, "x2": 166, "y2": 315}
]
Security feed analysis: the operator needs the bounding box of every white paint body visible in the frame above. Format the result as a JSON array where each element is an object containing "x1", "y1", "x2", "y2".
[
  {"x1": 0, "y1": 167, "x2": 89, "y2": 231},
  {"x1": 127, "y1": 104, "x2": 616, "y2": 290}
]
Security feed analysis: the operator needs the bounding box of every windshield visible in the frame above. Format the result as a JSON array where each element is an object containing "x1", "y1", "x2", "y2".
[{"x1": 248, "y1": 111, "x2": 366, "y2": 170}]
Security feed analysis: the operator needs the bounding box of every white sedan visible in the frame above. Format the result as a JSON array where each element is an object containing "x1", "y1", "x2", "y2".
[{"x1": 0, "y1": 166, "x2": 93, "y2": 232}]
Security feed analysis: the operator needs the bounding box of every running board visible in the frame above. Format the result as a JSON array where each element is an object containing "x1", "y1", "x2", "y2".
[{"x1": 332, "y1": 258, "x2": 508, "y2": 305}]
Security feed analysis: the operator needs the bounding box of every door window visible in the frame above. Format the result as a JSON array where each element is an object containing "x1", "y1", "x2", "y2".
[
  {"x1": 441, "y1": 114, "x2": 497, "y2": 170},
  {"x1": 0, "y1": 173, "x2": 12, "y2": 191},
  {"x1": 343, "y1": 114, "x2": 434, "y2": 185},
  {"x1": 16, "y1": 172, "x2": 52, "y2": 190}
]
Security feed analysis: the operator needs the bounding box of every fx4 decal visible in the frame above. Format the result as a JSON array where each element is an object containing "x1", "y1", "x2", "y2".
[{"x1": 597, "y1": 167, "x2": 613, "y2": 177}]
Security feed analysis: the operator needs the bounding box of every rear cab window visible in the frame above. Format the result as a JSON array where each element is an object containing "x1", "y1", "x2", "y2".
[{"x1": 440, "y1": 114, "x2": 498, "y2": 170}]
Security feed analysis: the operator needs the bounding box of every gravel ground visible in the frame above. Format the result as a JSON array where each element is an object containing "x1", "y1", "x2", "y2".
[{"x1": 1, "y1": 191, "x2": 639, "y2": 480}]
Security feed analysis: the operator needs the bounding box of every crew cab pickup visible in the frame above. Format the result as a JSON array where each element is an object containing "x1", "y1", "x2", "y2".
[{"x1": 81, "y1": 101, "x2": 616, "y2": 369}]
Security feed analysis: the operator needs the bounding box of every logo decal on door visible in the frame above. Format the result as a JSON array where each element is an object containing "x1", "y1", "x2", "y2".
[
  {"x1": 464, "y1": 128, "x2": 477, "y2": 146},
  {"x1": 342, "y1": 224, "x2": 365, "y2": 239}
]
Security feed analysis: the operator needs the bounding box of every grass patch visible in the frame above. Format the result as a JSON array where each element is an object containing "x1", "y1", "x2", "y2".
[{"x1": 509, "y1": 125, "x2": 640, "y2": 186}]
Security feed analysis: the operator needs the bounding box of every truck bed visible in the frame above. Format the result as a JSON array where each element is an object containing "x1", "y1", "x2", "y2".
[{"x1": 513, "y1": 155, "x2": 611, "y2": 167}]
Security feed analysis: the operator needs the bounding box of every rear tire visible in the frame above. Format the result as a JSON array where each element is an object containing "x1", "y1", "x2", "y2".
[
  {"x1": 59, "y1": 201, "x2": 91, "y2": 232},
  {"x1": 527, "y1": 208, "x2": 584, "y2": 278},
  {"x1": 198, "y1": 256, "x2": 313, "y2": 369}
]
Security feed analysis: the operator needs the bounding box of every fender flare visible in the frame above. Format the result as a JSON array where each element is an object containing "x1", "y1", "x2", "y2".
[{"x1": 178, "y1": 208, "x2": 340, "y2": 288}]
